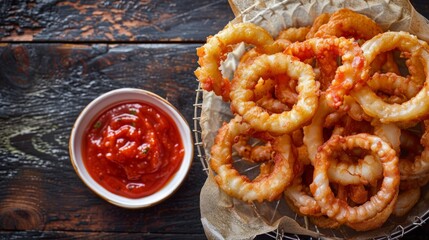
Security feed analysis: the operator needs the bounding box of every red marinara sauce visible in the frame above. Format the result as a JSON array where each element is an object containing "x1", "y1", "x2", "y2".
[{"x1": 83, "y1": 102, "x2": 185, "y2": 198}]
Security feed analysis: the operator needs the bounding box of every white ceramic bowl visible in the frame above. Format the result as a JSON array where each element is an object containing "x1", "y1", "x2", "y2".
[{"x1": 69, "y1": 88, "x2": 193, "y2": 208}]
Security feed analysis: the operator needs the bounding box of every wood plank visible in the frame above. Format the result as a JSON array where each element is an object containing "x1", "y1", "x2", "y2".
[
  {"x1": 0, "y1": 43, "x2": 206, "y2": 233},
  {"x1": 1, "y1": 0, "x2": 429, "y2": 43},
  {"x1": 0, "y1": 0, "x2": 234, "y2": 42},
  {"x1": 1, "y1": 231, "x2": 206, "y2": 239}
]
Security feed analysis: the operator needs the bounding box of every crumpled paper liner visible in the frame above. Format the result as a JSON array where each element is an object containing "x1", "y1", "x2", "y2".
[{"x1": 199, "y1": 0, "x2": 429, "y2": 239}]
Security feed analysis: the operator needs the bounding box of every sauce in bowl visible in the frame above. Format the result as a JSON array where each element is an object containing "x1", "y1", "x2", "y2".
[{"x1": 83, "y1": 102, "x2": 184, "y2": 198}]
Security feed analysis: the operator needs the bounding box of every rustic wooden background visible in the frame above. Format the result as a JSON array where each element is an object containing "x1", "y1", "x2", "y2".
[{"x1": 1, "y1": 0, "x2": 429, "y2": 239}]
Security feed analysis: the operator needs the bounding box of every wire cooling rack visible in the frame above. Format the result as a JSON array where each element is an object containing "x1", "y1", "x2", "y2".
[{"x1": 192, "y1": 83, "x2": 429, "y2": 240}]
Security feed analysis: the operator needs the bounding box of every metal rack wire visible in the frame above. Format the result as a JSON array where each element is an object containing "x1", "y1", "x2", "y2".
[
  {"x1": 193, "y1": 85, "x2": 209, "y2": 174},
  {"x1": 192, "y1": 83, "x2": 429, "y2": 240}
]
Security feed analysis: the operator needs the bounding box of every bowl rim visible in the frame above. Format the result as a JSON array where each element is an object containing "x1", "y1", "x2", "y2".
[{"x1": 69, "y1": 88, "x2": 194, "y2": 208}]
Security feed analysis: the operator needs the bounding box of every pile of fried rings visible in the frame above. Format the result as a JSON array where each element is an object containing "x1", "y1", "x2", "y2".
[{"x1": 195, "y1": 8, "x2": 429, "y2": 231}]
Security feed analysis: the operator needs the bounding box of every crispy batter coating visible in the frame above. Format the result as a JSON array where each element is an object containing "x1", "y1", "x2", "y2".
[
  {"x1": 310, "y1": 134, "x2": 400, "y2": 224},
  {"x1": 230, "y1": 52, "x2": 319, "y2": 135},
  {"x1": 313, "y1": 8, "x2": 383, "y2": 40},
  {"x1": 210, "y1": 116, "x2": 295, "y2": 202},
  {"x1": 284, "y1": 37, "x2": 367, "y2": 108},
  {"x1": 351, "y1": 31, "x2": 429, "y2": 123},
  {"x1": 195, "y1": 22, "x2": 279, "y2": 101},
  {"x1": 277, "y1": 27, "x2": 310, "y2": 42}
]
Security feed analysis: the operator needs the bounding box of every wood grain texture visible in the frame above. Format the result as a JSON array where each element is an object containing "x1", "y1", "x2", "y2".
[
  {"x1": 1, "y1": 0, "x2": 427, "y2": 43},
  {"x1": 0, "y1": 0, "x2": 234, "y2": 42},
  {"x1": 0, "y1": 43, "x2": 205, "y2": 235}
]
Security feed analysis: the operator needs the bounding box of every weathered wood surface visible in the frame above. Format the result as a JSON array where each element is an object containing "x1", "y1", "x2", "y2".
[
  {"x1": 1, "y1": 0, "x2": 428, "y2": 43},
  {"x1": 0, "y1": 0, "x2": 234, "y2": 42},
  {"x1": 1, "y1": 0, "x2": 429, "y2": 239},
  {"x1": 0, "y1": 43, "x2": 205, "y2": 238}
]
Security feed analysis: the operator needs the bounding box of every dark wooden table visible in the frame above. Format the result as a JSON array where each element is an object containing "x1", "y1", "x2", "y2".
[{"x1": 1, "y1": 1, "x2": 429, "y2": 239}]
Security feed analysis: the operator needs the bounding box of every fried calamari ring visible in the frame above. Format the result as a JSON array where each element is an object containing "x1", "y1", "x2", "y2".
[
  {"x1": 253, "y1": 78, "x2": 290, "y2": 113},
  {"x1": 296, "y1": 145, "x2": 311, "y2": 166},
  {"x1": 342, "y1": 96, "x2": 372, "y2": 122},
  {"x1": 351, "y1": 31, "x2": 429, "y2": 122},
  {"x1": 369, "y1": 50, "x2": 401, "y2": 76},
  {"x1": 284, "y1": 164, "x2": 322, "y2": 216},
  {"x1": 316, "y1": 53, "x2": 339, "y2": 92},
  {"x1": 302, "y1": 94, "x2": 371, "y2": 161},
  {"x1": 346, "y1": 184, "x2": 370, "y2": 205},
  {"x1": 253, "y1": 77, "x2": 275, "y2": 99},
  {"x1": 405, "y1": 51, "x2": 426, "y2": 85},
  {"x1": 328, "y1": 155, "x2": 383, "y2": 186},
  {"x1": 306, "y1": 13, "x2": 331, "y2": 39},
  {"x1": 210, "y1": 116, "x2": 295, "y2": 202},
  {"x1": 303, "y1": 94, "x2": 392, "y2": 187},
  {"x1": 243, "y1": 51, "x2": 295, "y2": 114},
  {"x1": 232, "y1": 135, "x2": 272, "y2": 163},
  {"x1": 284, "y1": 143, "x2": 322, "y2": 217},
  {"x1": 303, "y1": 96, "x2": 380, "y2": 185},
  {"x1": 230, "y1": 53, "x2": 318, "y2": 135},
  {"x1": 277, "y1": 27, "x2": 310, "y2": 42},
  {"x1": 284, "y1": 37, "x2": 366, "y2": 108},
  {"x1": 253, "y1": 162, "x2": 275, "y2": 182},
  {"x1": 310, "y1": 8, "x2": 401, "y2": 83},
  {"x1": 368, "y1": 72, "x2": 421, "y2": 104},
  {"x1": 333, "y1": 114, "x2": 374, "y2": 136},
  {"x1": 284, "y1": 157, "x2": 335, "y2": 220},
  {"x1": 380, "y1": 51, "x2": 401, "y2": 74},
  {"x1": 310, "y1": 134, "x2": 400, "y2": 224},
  {"x1": 372, "y1": 121, "x2": 401, "y2": 153},
  {"x1": 274, "y1": 74, "x2": 298, "y2": 106},
  {"x1": 195, "y1": 22, "x2": 277, "y2": 101},
  {"x1": 313, "y1": 8, "x2": 383, "y2": 40},
  {"x1": 303, "y1": 94, "x2": 334, "y2": 162},
  {"x1": 346, "y1": 193, "x2": 397, "y2": 231},
  {"x1": 255, "y1": 95, "x2": 291, "y2": 113}
]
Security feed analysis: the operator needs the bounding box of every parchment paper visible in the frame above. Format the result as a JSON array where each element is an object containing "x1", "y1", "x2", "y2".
[{"x1": 199, "y1": 0, "x2": 429, "y2": 239}]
